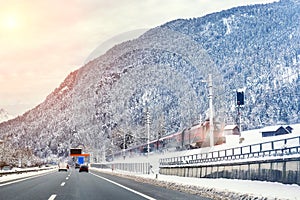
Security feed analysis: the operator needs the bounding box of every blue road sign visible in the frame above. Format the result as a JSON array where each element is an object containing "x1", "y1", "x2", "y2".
[{"x1": 78, "y1": 156, "x2": 84, "y2": 164}]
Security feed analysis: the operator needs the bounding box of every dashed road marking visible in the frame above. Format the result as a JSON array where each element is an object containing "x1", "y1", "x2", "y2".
[
  {"x1": 66, "y1": 177, "x2": 69, "y2": 180},
  {"x1": 48, "y1": 194, "x2": 57, "y2": 200},
  {"x1": 61, "y1": 182, "x2": 65, "y2": 186}
]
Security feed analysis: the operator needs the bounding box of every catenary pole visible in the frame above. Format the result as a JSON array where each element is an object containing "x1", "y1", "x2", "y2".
[
  {"x1": 147, "y1": 109, "x2": 150, "y2": 157},
  {"x1": 208, "y1": 74, "x2": 214, "y2": 147}
]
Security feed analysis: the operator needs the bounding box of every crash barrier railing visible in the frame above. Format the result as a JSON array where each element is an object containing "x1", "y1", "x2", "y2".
[
  {"x1": 0, "y1": 167, "x2": 55, "y2": 177},
  {"x1": 159, "y1": 157, "x2": 300, "y2": 185},
  {"x1": 159, "y1": 135, "x2": 300, "y2": 166},
  {"x1": 91, "y1": 162, "x2": 152, "y2": 174}
]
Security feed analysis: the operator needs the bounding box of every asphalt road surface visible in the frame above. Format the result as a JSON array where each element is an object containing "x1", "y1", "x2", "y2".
[{"x1": 0, "y1": 168, "x2": 212, "y2": 200}]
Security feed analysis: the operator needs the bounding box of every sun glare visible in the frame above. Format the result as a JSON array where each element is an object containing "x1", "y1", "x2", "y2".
[
  {"x1": 2, "y1": 14, "x2": 19, "y2": 30},
  {"x1": 7, "y1": 17, "x2": 17, "y2": 29}
]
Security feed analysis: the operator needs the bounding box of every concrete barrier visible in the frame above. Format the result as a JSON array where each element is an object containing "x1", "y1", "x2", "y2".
[{"x1": 159, "y1": 157, "x2": 300, "y2": 185}]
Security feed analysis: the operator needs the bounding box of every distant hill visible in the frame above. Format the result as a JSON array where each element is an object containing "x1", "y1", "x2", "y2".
[{"x1": 0, "y1": 0, "x2": 299, "y2": 163}]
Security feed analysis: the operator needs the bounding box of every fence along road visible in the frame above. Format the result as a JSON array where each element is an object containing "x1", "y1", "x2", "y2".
[{"x1": 159, "y1": 134, "x2": 300, "y2": 185}]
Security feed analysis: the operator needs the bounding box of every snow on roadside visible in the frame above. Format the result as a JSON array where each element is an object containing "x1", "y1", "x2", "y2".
[
  {"x1": 0, "y1": 167, "x2": 57, "y2": 183},
  {"x1": 150, "y1": 174, "x2": 300, "y2": 200}
]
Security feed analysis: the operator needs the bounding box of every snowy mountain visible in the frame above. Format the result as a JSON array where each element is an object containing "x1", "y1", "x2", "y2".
[
  {"x1": 0, "y1": 108, "x2": 13, "y2": 123},
  {"x1": 0, "y1": 0, "x2": 299, "y2": 163}
]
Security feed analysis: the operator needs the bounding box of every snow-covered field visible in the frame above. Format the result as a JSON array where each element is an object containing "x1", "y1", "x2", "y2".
[
  {"x1": 110, "y1": 124, "x2": 300, "y2": 170},
  {"x1": 0, "y1": 167, "x2": 57, "y2": 185}
]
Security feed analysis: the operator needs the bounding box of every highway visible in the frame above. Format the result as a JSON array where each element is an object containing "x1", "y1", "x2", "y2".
[{"x1": 0, "y1": 168, "x2": 211, "y2": 200}]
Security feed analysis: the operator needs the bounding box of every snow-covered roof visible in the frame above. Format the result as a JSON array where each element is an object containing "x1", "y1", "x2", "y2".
[
  {"x1": 259, "y1": 125, "x2": 283, "y2": 132},
  {"x1": 259, "y1": 125, "x2": 292, "y2": 133},
  {"x1": 189, "y1": 124, "x2": 203, "y2": 130},
  {"x1": 224, "y1": 125, "x2": 238, "y2": 130}
]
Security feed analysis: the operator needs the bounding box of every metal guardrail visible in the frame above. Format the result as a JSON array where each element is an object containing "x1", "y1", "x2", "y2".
[
  {"x1": 91, "y1": 162, "x2": 152, "y2": 174},
  {"x1": 159, "y1": 135, "x2": 300, "y2": 167},
  {"x1": 0, "y1": 167, "x2": 55, "y2": 177}
]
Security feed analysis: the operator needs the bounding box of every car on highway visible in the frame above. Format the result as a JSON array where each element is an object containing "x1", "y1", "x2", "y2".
[
  {"x1": 1, "y1": 165, "x2": 12, "y2": 171},
  {"x1": 79, "y1": 164, "x2": 89, "y2": 173},
  {"x1": 75, "y1": 163, "x2": 80, "y2": 169},
  {"x1": 58, "y1": 162, "x2": 69, "y2": 172}
]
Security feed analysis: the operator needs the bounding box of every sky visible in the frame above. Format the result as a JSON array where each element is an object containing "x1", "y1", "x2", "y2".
[{"x1": 0, "y1": 0, "x2": 277, "y2": 117}]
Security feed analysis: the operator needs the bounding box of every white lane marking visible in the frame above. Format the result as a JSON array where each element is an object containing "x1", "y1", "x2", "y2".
[
  {"x1": 48, "y1": 194, "x2": 57, "y2": 200},
  {"x1": 61, "y1": 182, "x2": 65, "y2": 186},
  {"x1": 90, "y1": 172, "x2": 156, "y2": 200},
  {"x1": 66, "y1": 177, "x2": 69, "y2": 180},
  {"x1": 0, "y1": 170, "x2": 56, "y2": 187}
]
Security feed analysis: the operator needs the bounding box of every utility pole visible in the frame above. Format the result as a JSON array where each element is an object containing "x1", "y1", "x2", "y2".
[
  {"x1": 0, "y1": 139, "x2": 4, "y2": 164},
  {"x1": 123, "y1": 131, "x2": 126, "y2": 159},
  {"x1": 237, "y1": 105, "x2": 241, "y2": 133},
  {"x1": 110, "y1": 130, "x2": 114, "y2": 161},
  {"x1": 146, "y1": 109, "x2": 151, "y2": 157},
  {"x1": 236, "y1": 89, "x2": 245, "y2": 135},
  {"x1": 208, "y1": 74, "x2": 214, "y2": 147}
]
